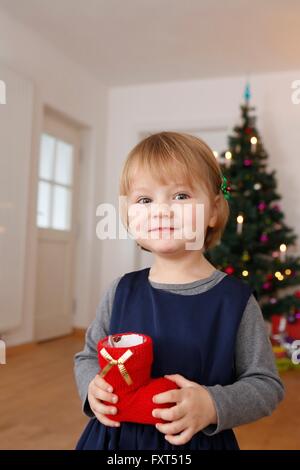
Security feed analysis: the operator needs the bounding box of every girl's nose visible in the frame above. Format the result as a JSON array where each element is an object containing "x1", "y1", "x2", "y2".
[{"x1": 153, "y1": 203, "x2": 173, "y2": 219}]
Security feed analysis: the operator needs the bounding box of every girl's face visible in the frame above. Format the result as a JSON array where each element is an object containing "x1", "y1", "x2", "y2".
[{"x1": 126, "y1": 168, "x2": 219, "y2": 253}]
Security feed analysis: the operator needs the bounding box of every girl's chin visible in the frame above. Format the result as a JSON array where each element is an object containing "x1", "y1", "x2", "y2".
[{"x1": 139, "y1": 239, "x2": 187, "y2": 252}]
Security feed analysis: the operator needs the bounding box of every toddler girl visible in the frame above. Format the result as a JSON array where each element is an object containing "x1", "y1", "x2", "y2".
[{"x1": 74, "y1": 131, "x2": 284, "y2": 450}]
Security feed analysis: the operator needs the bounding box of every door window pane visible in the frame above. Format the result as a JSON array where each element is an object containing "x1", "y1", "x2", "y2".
[
  {"x1": 52, "y1": 185, "x2": 71, "y2": 230},
  {"x1": 39, "y1": 134, "x2": 55, "y2": 180},
  {"x1": 37, "y1": 181, "x2": 51, "y2": 228},
  {"x1": 37, "y1": 132, "x2": 74, "y2": 231},
  {"x1": 54, "y1": 140, "x2": 73, "y2": 186}
]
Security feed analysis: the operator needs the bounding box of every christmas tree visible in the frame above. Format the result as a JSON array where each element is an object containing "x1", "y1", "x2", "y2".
[{"x1": 206, "y1": 84, "x2": 300, "y2": 330}]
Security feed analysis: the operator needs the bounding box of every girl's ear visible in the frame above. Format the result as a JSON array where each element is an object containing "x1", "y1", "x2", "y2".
[{"x1": 208, "y1": 194, "x2": 220, "y2": 228}]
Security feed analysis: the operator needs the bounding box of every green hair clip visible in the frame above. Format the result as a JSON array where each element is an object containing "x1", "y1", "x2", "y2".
[{"x1": 220, "y1": 175, "x2": 231, "y2": 200}]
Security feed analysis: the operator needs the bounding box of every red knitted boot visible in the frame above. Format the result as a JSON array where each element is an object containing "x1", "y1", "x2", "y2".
[{"x1": 97, "y1": 332, "x2": 180, "y2": 425}]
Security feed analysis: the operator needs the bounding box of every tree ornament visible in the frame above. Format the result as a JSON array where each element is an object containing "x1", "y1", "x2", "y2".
[
  {"x1": 225, "y1": 265, "x2": 235, "y2": 275},
  {"x1": 263, "y1": 282, "x2": 272, "y2": 290},
  {"x1": 260, "y1": 233, "x2": 269, "y2": 243},
  {"x1": 244, "y1": 82, "x2": 251, "y2": 102},
  {"x1": 258, "y1": 201, "x2": 267, "y2": 212}
]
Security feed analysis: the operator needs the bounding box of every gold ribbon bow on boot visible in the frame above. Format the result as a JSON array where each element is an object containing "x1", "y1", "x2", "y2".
[{"x1": 98, "y1": 347, "x2": 133, "y2": 385}]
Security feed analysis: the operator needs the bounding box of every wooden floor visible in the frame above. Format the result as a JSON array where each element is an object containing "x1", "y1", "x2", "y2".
[{"x1": 0, "y1": 334, "x2": 299, "y2": 450}]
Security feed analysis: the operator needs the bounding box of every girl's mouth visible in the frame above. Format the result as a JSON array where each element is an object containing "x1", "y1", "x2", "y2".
[{"x1": 149, "y1": 227, "x2": 175, "y2": 232}]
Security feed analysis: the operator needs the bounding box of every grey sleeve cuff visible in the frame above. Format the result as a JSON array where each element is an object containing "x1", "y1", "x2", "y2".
[
  {"x1": 83, "y1": 391, "x2": 96, "y2": 418},
  {"x1": 80, "y1": 364, "x2": 99, "y2": 418},
  {"x1": 201, "y1": 294, "x2": 285, "y2": 436}
]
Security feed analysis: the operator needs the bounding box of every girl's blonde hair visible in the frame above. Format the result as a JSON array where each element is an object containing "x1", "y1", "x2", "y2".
[{"x1": 119, "y1": 131, "x2": 229, "y2": 252}]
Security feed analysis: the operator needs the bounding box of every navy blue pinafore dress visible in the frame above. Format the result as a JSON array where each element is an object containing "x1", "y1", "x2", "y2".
[{"x1": 75, "y1": 267, "x2": 252, "y2": 450}]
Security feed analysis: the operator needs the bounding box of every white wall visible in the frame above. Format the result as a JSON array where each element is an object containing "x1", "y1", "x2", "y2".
[
  {"x1": 0, "y1": 64, "x2": 34, "y2": 333},
  {"x1": 101, "y1": 71, "x2": 300, "y2": 297},
  {"x1": 0, "y1": 7, "x2": 108, "y2": 345}
]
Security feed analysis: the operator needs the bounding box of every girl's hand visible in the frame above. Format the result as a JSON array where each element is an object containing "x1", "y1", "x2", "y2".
[
  {"x1": 152, "y1": 374, "x2": 217, "y2": 446},
  {"x1": 87, "y1": 374, "x2": 120, "y2": 427}
]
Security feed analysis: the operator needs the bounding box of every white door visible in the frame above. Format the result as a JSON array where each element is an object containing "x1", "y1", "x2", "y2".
[{"x1": 34, "y1": 110, "x2": 80, "y2": 341}]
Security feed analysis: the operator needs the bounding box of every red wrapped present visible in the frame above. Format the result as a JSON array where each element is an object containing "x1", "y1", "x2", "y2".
[{"x1": 271, "y1": 314, "x2": 300, "y2": 340}]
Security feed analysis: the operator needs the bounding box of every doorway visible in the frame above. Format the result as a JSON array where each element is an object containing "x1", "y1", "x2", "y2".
[{"x1": 34, "y1": 108, "x2": 81, "y2": 341}]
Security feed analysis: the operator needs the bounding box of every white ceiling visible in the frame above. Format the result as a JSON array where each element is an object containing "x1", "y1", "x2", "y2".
[{"x1": 1, "y1": 0, "x2": 300, "y2": 86}]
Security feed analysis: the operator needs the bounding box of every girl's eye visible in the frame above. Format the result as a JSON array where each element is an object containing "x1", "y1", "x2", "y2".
[
  {"x1": 137, "y1": 197, "x2": 152, "y2": 204},
  {"x1": 174, "y1": 193, "x2": 190, "y2": 200},
  {"x1": 136, "y1": 193, "x2": 190, "y2": 203}
]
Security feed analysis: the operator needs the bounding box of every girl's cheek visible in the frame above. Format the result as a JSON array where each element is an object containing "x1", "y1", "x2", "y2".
[
  {"x1": 172, "y1": 203, "x2": 191, "y2": 228},
  {"x1": 189, "y1": 203, "x2": 206, "y2": 234},
  {"x1": 128, "y1": 206, "x2": 151, "y2": 239}
]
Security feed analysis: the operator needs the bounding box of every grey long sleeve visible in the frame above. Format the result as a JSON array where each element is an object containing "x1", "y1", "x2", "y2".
[
  {"x1": 203, "y1": 293, "x2": 285, "y2": 435},
  {"x1": 74, "y1": 277, "x2": 121, "y2": 418},
  {"x1": 73, "y1": 274, "x2": 285, "y2": 433}
]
